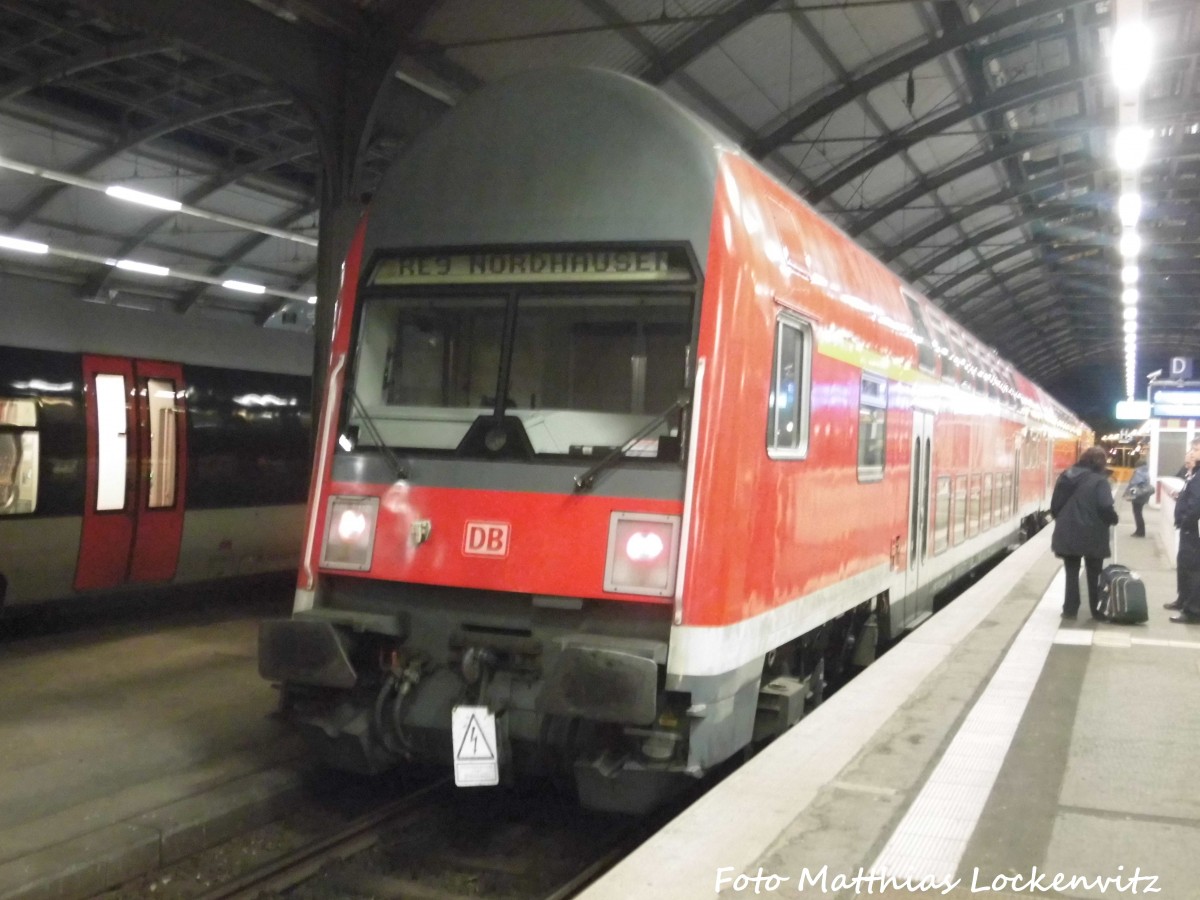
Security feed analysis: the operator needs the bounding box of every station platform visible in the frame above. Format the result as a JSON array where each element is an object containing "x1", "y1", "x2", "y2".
[
  {"x1": 582, "y1": 497, "x2": 1200, "y2": 899},
  {"x1": 0, "y1": 592, "x2": 308, "y2": 900}
]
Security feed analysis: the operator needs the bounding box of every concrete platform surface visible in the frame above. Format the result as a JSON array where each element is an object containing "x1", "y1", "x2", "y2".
[
  {"x1": 0, "y1": 599, "x2": 306, "y2": 900},
  {"x1": 582, "y1": 498, "x2": 1199, "y2": 899}
]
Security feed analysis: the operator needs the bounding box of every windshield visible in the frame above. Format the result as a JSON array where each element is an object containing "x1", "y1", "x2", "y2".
[{"x1": 347, "y1": 289, "x2": 694, "y2": 458}]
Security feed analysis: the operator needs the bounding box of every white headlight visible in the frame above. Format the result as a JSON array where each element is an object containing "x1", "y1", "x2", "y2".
[{"x1": 320, "y1": 495, "x2": 379, "y2": 571}]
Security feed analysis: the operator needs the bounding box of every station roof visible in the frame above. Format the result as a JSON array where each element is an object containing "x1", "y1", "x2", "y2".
[{"x1": 1, "y1": 0, "x2": 1196, "y2": 427}]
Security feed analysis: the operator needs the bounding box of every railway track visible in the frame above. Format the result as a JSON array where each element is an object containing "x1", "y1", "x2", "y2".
[{"x1": 189, "y1": 776, "x2": 658, "y2": 900}]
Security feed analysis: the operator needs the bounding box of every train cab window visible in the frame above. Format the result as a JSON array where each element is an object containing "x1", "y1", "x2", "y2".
[
  {"x1": 352, "y1": 289, "x2": 694, "y2": 457},
  {"x1": 767, "y1": 316, "x2": 812, "y2": 458},
  {"x1": 857, "y1": 373, "x2": 887, "y2": 481},
  {"x1": 933, "y1": 475, "x2": 950, "y2": 554},
  {"x1": 0, "y1": 398, "x2": 38, "y2": 515},
  {"x1": 900, "y1": 289, "x2": 937, "y2": 375},
  {"x1": 952, "y1": 475, "x2": 968, "y2": 545}
]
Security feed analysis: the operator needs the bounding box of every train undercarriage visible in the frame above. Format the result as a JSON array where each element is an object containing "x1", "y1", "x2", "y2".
[{"x1": 261, "y1": 578, "x2": 882, "y2": 813}]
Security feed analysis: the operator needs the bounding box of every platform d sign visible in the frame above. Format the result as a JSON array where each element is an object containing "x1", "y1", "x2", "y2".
[
  {"x1": 451, "y1": 706, "x2": 499, "y2": 787},
  {"x1": 1170, "y1": 357, "x2": 1194, "y2": 380}
]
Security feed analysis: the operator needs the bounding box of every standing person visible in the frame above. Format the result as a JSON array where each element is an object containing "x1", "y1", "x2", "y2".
[
  {"x1": 1125, "y1": 461, "x2": 1152, "y2": 537},
  {"x1": 1166, "y1": 448, "x2": 1200, "y2": 615},
  {"x1": 1051, "y1": 446, "x2": 1119, "y2": 620},
  {"x1": 1172, "y1": 437, "x2": 1200, "y2": 481},
  {"x1": 1169, "y1": 451, "x2": 1200, "y2": 624}
]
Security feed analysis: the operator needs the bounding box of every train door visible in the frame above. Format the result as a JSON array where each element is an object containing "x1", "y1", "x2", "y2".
[
  {"x1": 904, "y1": 410, "x2": 934, "y2": 624},
  {"x1": 75, "y1": 356, "x2": 188, "y2": 591},
  {"x1": 1013, "y1": 435, "x2": 1023, "y2": 518}
]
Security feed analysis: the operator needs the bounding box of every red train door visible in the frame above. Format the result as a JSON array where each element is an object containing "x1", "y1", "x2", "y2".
[{"x1": 75, "y1": 356, "x2": 188, "y2": 591}]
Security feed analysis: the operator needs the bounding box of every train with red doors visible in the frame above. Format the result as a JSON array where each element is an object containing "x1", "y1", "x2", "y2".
[
  {"x1": 259, "y1": 68, "x2": 1090, "y2": 812},
  {"x1": 0, "y1": 293, "x2": 312, "y2": 612}
]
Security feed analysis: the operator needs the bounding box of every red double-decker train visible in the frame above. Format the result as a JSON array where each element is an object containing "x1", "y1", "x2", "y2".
[{"x1": 260, "y1": 68, "x2": 1089, "y2": 812}]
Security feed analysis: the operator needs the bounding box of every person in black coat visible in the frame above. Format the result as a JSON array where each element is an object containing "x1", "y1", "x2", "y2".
[
  {"x1": 1168, "y1": 451, "x2": 1200, "y2": 623},
  {"x1": 1165, "y1": 449, "x2": 1198, "y2": 612},
  {"x1": 1051, "y1": 446, "x2": 1119, "y2": 620}
]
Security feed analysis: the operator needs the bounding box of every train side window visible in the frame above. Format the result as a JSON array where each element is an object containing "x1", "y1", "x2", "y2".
[
  {"x1": 767, "y1": 316, "x2": 812, "y2": 458},
  {"x1": 857, "y1": 373, "x2": 887, "y2": 481},
  {"x1": 94, "y1": 374, "x2": 129, "y2": 511},
  {"x1": 927, "y1": 316, "x2": 953, "y2": 384},
  {"x1": 933, "y1": 475, "x2": 950, "y2": 554},
  {"x1": 900, "y1": 289, "x2": 937, "y2": 375},
  {"x1": 145, "y1": 378, "x2": 178, "y2": 509},
  {"x1": 968, "y1": 345, "x2": 986, "y2": 395},
  {"x1": 967, "y1": 474, "x2": 981, "y2": 536},
  {"x1": 982, "y1": 473, "x2": 994, "y2": 529},
  {"x1": 952, "y1": 475, "x2": 968, "y2": 545},
  {"x1": 0, "y1": 398, "x2": 39, "y2": 515},
  {"x1": 951, "y1": 331, "x2": 973, "y2": 391}
]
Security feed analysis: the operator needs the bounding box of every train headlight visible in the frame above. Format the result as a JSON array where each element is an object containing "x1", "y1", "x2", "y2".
[
  {"x1": 320, "y1": 495, "x2": 379, "y2": 571},
  {"x1": 603, "y1": 512, "x2": 681, "y2": 597}
]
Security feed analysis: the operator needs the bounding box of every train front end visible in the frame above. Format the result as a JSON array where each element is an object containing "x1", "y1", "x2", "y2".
[
  {"x1": 263, "y1": 244, "x2": 698, "y2": 810},
  {"x1": 260, "y1": 70, "x2": 727, "y2": 810}
]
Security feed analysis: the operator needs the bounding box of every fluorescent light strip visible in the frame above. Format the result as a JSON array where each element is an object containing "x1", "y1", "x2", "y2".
[
  {"x1": 222, "y1": 279, "x2": 266, "y2": 294},
  {"x1": 0, "y1": 234, "x2": 309, "y2": 302},
  {"x1": 0, "y1": 234, "x2": 48, "y2": 254},
  {"x1": 105, "y1": 185, "x2": 182, "y2": 212},
  {"x1": 0, "y1": 155, "x2": 317, "y2": 247},
  {"x1": 1111, "y1": 0, "x2": 1148, "y2": 401},
  {"x1": 114, "y1": 258, "x2": 170, "y2": 276}
]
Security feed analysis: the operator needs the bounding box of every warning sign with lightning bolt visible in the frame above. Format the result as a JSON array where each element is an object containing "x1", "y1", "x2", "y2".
[{"x1": 451, "y1": 705, "x2": 499, "y2": 787}]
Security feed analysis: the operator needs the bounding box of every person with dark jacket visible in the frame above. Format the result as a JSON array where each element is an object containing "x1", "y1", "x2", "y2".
[
  {"x1": 1051, "y1": 446, "x2": 1119, "y2": 620},
  {"x1": 1167, "y1": 450, "x2": 1200, "y2": 623}
]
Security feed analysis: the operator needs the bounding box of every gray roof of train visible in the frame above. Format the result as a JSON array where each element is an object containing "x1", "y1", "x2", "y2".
[{"x1": 362, "y1": 68, "x2": 728, "y2": 274}]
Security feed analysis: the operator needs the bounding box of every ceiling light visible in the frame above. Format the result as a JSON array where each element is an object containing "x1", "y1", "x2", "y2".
[
  {"x1": 0, "y1": 234, "x2": 49, "y2": 254},
  {"x1": 1122, "y1": 288, "x2": 1139, "y2": 306},
  {"x1": 105, "y1": 185, "x2": 183, "y2": 212},
  {"x1": 114, "y1": 259, "x2": 169, "y2": 276},
  {"x1": 1114, "y1": 127, "x2": 1151, "y2": 171},
  {"x1": 1119, "y1": 230, "x2": 1141, "y2": 258},
  {"x1": 1110, "y1": 22, "x2": 1153, "y2": 93},
  {"x1": 222, "y1": 279, "x2": 266, "y2": 294},
  {"x1": 1123, "y1": 306, "x2": 1137, "y2": 322},
  {"x1": 307, "y1": 295, "x2": 317, "y2": 304},
  {"x1": 1121, "y1": 265, "x2": 1139, "y2": 285},
  {"x1": 1118, "y1": 192, "x2": 1142, "y2": 227}
]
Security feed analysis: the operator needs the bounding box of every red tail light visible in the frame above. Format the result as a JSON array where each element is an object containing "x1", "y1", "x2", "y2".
[{"x1": 604, "y1": 512, "x2": 681, "y2": 597}]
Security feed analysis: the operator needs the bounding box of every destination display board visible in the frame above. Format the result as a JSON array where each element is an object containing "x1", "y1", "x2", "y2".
[{"x1": 369, "y1": 246, "x2": 694, "y2": 286}]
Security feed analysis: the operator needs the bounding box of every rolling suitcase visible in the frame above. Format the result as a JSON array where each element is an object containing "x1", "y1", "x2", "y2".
[
  {"x1": 1100, "y1": 528, "x2": 1148, "y2": 624},
  {"x1": 1100, "y1": 564, "x2": 1148, "y2": 623}
]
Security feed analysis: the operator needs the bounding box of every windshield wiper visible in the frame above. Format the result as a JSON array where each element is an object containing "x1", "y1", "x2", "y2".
[
  {"x1": 348, "y1": 391, "x2": 408, "y2": 481},
  {"x1": 572, "y1": 396, "x2": 689, "y2": 492}
]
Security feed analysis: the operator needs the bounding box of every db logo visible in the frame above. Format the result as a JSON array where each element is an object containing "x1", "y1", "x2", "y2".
[{"x1": 463, "y1": 521, "x2": 510, "y2": 558}]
